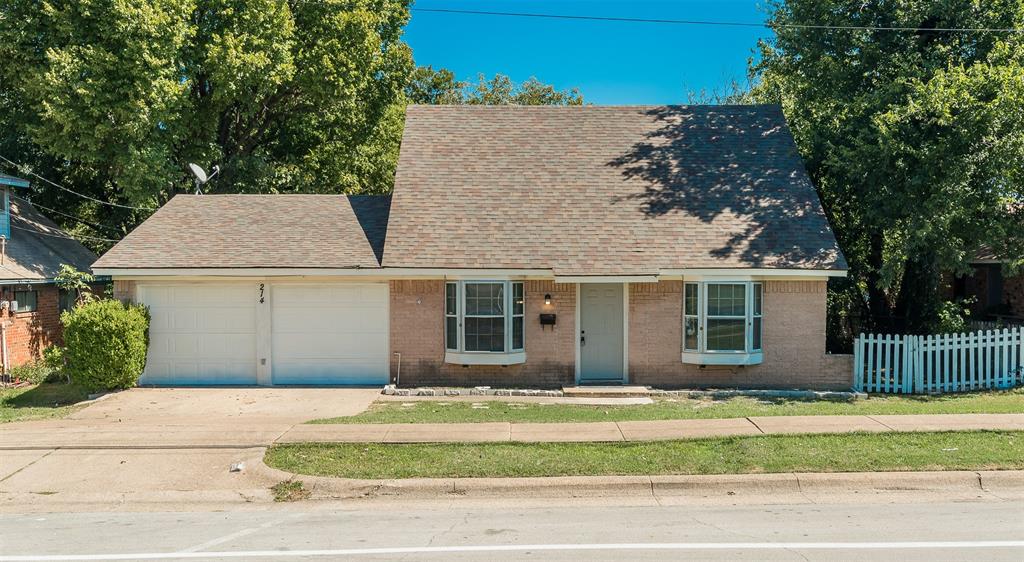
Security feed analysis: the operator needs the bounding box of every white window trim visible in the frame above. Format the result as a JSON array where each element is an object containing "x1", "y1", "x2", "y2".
[
  {"x1": 444, "y1": 280, "x2": 527, "y2": 365},
  {"x1": 681, "y1": 281, "x2": 763, "y2": 366}
]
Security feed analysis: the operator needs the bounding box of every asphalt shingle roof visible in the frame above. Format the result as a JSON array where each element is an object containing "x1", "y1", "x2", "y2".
[
  {"x1": 93, "y1": 195, "x2": 390, "y2": 269},
  {"x1": 1, "y1": 199, "x2": 98, "y2": 282},
  {"x1": 383, "y1": 104, "x2": 847, "y2": 275}
]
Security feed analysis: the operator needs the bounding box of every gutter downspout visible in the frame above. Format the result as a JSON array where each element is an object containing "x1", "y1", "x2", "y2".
[{"x1": 1, "y1": 321, "x2": 8, "y2": 377}]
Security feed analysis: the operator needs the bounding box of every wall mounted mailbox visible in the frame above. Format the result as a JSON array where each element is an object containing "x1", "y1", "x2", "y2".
[{"x1": 539, "y1": 313, "x2": 556, "y2": 326}]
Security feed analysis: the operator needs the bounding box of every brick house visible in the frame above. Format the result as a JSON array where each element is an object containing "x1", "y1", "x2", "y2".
[
  {"x1": 0, "y1": 173, "x2": 99, "y2": 373},
  {"x1": 94, "y1": 105, "x2": 852, "y2": 390},
  {"x1": 950, "y1": 248, "x2": 1024, "y2": 325}
]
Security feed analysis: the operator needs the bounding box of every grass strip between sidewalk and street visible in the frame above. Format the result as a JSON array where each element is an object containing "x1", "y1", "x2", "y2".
[
  {"x1": 0, "y1": 382, "x2": 90, "y2": 423},
  {"x1": 310, "y1": 388, "x2": 1024, "y2": 425},
  {"x1": 266, "y1": 430, "x2": 1024, "y2": 479}
]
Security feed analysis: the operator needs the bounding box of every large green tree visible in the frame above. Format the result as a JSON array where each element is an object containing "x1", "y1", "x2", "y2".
[
  {"x1": 752, "y1": 0, "x2": 1024, "y2": 332},
  {"x1": 406, "y1": 66, "x2": 584, "y2": 106},
  {"x1": 0, "y1": 0, "x2": 413, "y2": 243}
]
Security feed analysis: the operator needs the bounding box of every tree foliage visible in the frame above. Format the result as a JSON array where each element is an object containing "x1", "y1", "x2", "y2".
[
  {"x1": 0, "y1": 0, "x2": 413, "y2": 245},
  {"x1": 406, "y1": 66, "x2": 584, "y2": 106},
  {"x1": 751, "y1": 0, "x2": 1024, "y2": 332}
]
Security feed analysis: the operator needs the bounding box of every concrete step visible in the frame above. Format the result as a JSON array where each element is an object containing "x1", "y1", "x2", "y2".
[{"x1": 562, "y1": 385, "x2": 652, "y2": 398}]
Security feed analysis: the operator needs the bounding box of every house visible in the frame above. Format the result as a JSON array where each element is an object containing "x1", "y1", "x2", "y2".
[
  {"x1": 950, "y1": 248, "x2": 1023, "y2": 326},
  {"x1": 93, "y1": 105, "x2": 852, "y2": 389},
  {"x1": 0, "y1": 173, "x2": 100, "y2": 372}
]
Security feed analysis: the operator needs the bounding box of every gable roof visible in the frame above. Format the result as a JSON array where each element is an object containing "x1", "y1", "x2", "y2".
[
  {"x1": 383, "y1": 104, "x2": 846, "y2": 275},
  {"x1": 93, "y1": 194, "x2": 390, "y2": 270},
  {"x1": 0, "y1": 199, "x2": 98, "y2": 283}
]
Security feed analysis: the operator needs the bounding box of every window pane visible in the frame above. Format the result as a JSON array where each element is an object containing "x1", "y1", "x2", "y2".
[
  {"x1": 752, "y1": 317, "x2": 762, "y2": 351},
  {"x1": 465, "y1": 283, "x2": 504, "y2": 315},
  {"x1": 14, "y1": 290, "x2": 37, "y2": 313},
  {"x1": 445, "y1": 283, "x2": 457, "y2": 315},
  {"x1": 512, "y1": 317, "x2": 524, "y2": 350},
  {"x1": 753, "y1": 284, "x2": 762, "y2": 316},
  {"x1": 706, "y1": 319, "x2": 745, "y2": 351},
  {"x1": 512, "y1": 283, "x2": 524, "y2": 315},
  {"x1": 684, "y1": 317, "x2": 699, "y2": 351},
  {"x1": 684, "y1": 283, "x2": 698, "y2": 316},
  {"x1": 446, "y1": 317, "x2": 458, "y2": 351},
  {"x1": 707, "y1": 284, "x2": 745, "y2": 316},
  {"x1": 464, "y1": 317, "x2": 505, "y2": 352}
]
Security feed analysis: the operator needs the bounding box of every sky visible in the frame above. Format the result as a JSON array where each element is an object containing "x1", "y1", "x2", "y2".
[{"x1": 403, "y1": 0, "x2": 773, "y2": 104}]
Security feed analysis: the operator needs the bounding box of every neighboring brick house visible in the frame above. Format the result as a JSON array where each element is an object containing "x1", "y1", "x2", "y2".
[
  {"x1": 0, "y1": 173, "x2": 99, "y2": 373},
  {"x1": 94, "y1": 105, "x2": 852, "y2": 390},
  {"x1": 950, "y1": 248, "x2": 1024, "y2": 324}
]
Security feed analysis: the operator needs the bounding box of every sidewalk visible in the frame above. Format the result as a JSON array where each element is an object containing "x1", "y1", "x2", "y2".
[
  {"x1": 3, "y1": 413, "x2": 1023, "y2": 449},
  {"x1": 277, "y1": 413, "x2": 1024, "y2": 444}
]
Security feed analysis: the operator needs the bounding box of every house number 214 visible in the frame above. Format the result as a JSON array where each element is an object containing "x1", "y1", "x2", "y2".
[{"x1": 258, "y1": 283, "x2": 265, "y2": 303}]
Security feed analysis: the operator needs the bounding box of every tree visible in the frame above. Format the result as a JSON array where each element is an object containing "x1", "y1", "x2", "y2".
[
  {"x1": 406, "y1": 67, "x2": 584, "y2": 106},
  {"x1": 54, "y1": 265, "x2": 97, "y2": 307},
  {"x1": 0, "y1": 0, "x2": 413, "y2": 247},
  {"x1": 750, "y1": 0, "x2": 1024, "y2": 333}
]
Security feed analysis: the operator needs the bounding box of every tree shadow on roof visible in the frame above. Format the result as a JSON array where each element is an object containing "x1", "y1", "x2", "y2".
[{"x1": 607, "y1": 105, "x2": 844, "y2": 269}]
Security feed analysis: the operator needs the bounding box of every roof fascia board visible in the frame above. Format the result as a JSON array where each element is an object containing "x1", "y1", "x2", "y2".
[
  {"x1": 660, "y1": 268, "x2": 847, "y2": 279},
  {"x1": 554, "y1": 275, "x2": 659, "y2": 284},
  {"x1": 93, "y1": 267, "x2": 555, "y2": 279}
]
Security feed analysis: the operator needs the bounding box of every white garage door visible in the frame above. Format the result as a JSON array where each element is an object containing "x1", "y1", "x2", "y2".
[
  {"x1": 138, "y1": 284, "x2": 257, "y2": 385},
  {"x1": 271, "y1": 283, "x2": 388, "y2": 385}
]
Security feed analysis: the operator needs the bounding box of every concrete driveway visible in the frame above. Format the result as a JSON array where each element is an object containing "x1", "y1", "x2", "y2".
[
  {"x1": 0, "y1": 387, "x2": 381, "y2": 510},
  {"x1": 70, "y1": 387, "x2": 381, "y2": 425}
]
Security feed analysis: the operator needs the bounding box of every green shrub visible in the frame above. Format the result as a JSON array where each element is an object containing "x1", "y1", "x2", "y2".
[
  {"x1": 61, "y1": 299, "x2": 150, "y2": 391},
  {"x1": 8, "y1": 359, "x2": 54, "y2": 384},
  {"x1": 41, "y1": 346, "x2": 67, "y2": 382}
]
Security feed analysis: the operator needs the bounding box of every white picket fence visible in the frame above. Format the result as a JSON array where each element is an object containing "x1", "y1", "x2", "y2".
[{"x1": 854, "y1": 327, "x2": 1024, "y2": 394}]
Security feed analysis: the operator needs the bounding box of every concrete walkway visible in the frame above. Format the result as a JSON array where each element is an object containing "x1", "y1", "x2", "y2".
[{"x1": 277, "y1": 413, "x2": 1024, "y2": 444}]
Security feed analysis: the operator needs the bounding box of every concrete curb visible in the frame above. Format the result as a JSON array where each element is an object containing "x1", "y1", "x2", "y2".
[{"x1": 251, "y1": 454, "x2": 1024, "y2": 501}]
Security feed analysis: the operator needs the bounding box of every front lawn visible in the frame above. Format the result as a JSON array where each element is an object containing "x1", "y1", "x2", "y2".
[
  {"x1": 266, "y1": 430, "x2": 1024, "y2": 479},
  {"x1": 0, "y1": 383, "x2": 90, "y2": 423},
  {"x1": 311, "y1": 388, "x2": 1024, "y2": 424}
]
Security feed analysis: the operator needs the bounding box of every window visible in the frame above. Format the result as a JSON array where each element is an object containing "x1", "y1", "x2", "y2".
[
  {"x1": 445, "y1": 281, "x2": 525, "y2": 361},
  {"x1": 752, "y1": 283, "x2": 763, "y2": 351},
  {"x1": 681, "y1": 282, "x2": 763, "y2": 365},
  {"x1": 14, "y1": 290, "x2": 37, "y2": 313},
  {"x1": 684, "y1": 283, "x2": 699, "y2": 351},
  {"x1": 59, "y1": 290, "x2": 77, "y2": 313}
]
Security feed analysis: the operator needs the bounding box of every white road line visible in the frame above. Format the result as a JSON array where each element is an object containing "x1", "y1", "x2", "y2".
[{"x1": 2, "y1": 541, "x2": 1023, "y2": 560}]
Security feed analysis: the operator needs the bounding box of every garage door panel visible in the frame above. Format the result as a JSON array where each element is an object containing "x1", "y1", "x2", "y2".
[
  {"x1": 138, "y1": 283, "x2": 257, "y2": 386},
  {"x1": 271, "y1": 283, "x2": 388, "y2": 385}
]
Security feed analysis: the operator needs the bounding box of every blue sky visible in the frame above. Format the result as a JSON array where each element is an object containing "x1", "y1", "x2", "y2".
[{"x1": 403, "y1": 0, "x2": 772, "y2": 104}]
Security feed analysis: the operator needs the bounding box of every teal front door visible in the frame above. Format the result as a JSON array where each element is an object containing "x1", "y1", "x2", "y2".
[{"x1": 579, "y1": 283, "x2": 625, "y2": 382}]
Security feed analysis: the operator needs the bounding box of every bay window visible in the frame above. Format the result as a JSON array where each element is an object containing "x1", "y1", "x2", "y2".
[
  {"x1": 445, "y1": 281, "x2": 526, "y2": 364},
  {"x1": 682, "y1": 281, "x2": 763, "y2": 365}
]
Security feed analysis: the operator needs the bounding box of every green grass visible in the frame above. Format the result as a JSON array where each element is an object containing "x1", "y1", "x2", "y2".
[
  {"x1": 0, "y1": 382, "x2": 90, "y2": 423},
  {"x1": 266, "y1": 430, "x2": 1024, "y2": 479},
  {"x1": 271, "y1": 480, "x2": 311, "y2": 502},
  {"x1": 310, "y1": 388, "x2": 1024, "y2": 424}
]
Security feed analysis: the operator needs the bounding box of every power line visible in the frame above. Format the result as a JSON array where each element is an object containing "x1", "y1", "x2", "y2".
[
  {"x1": 10, "y1": 193, "x2": 121, "y2": 236},
  {"x1": 411, "y1": 8, "x2": 1024, "y2": 33},
  {"x1": 0, "y1": 154, "x2": 157, "y2": 212},
  {"x1": 10, "y1": 223, "x2": 119, "y2": 243}
]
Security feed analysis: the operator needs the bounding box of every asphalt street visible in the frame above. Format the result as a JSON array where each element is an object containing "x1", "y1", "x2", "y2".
[{"x1": 1, "y1": 498, "x2": 1022, "y2": 561}]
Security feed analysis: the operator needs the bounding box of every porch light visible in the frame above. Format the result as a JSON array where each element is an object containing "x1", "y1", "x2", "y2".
[{"x1": 544, "y1": 294, "x2": 552, "y2": 305}]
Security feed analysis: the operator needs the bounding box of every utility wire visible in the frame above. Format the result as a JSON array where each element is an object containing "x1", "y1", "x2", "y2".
[
  {"x1": 10, "y1": 193, "x2": 121, "y2": 236},
  {"x1": 0, "y1": 154, "x2": 157, "y2": 212},
  {"x1": 411, "y1": 8, "x2": 1024, "y2": 33},
  {"x1": 9, "y1": 223, "x2": 119, "y2": 243}
]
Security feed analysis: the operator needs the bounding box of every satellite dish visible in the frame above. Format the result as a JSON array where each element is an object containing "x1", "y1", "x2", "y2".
[{"x1": 188, "y1": 163, "x2": 208, "y2": 183}]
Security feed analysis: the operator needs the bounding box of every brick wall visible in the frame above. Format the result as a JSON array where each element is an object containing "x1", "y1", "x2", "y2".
[
  {"x1": 1005, "y1": 273, "x2": 1024, "y2": 318},
  {"x1": 389, "y1": 278, "x2": 850, "y2": 390},
  {"x1": 389, "y1": 280, "x2": 576, "y2": 387},
  {"x1": 0, "y1": 285, "x2": 62, "y2": 368},
  {"x1": 628, "y1": 280, "x2": 852, "y2": 390}
]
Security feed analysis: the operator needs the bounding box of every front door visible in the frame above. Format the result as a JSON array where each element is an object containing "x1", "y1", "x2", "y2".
[{"x1": 579, "y1": 283, "x2": 625, "y2": 382}]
